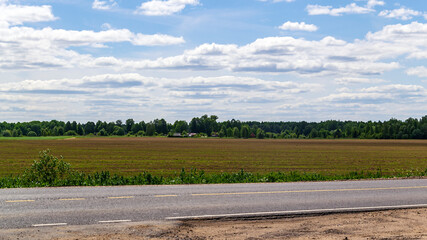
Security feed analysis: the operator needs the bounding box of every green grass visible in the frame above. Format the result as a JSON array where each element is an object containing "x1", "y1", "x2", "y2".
[
  {"x1": 2, "y1": 167, "x2": 426, "y2": 188},
  {"x1": 0, "y1": 136, "x2": 75, "y2": 140}
]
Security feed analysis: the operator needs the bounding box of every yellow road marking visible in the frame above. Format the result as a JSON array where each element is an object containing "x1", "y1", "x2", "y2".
[
  {"x1": 192, "y1": 186, "x2": 427, "y2": 196},
  {"x1": 154, "y1": 195, "x2": 178, "y2": 198},
  {"x1": 5, "y1": 200, "x2": 35, "y2": 203},
  {"x1": 58, "y1": 198, "x2": 85, "y2": 201},
  {"x1": 108, "y1": 196, "x2": 134, "y2": 199}
]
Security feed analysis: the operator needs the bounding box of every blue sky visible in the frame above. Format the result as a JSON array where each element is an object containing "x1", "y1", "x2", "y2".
[{"x1": 0, "y1": 0, "x2": 426, "y2": 122}]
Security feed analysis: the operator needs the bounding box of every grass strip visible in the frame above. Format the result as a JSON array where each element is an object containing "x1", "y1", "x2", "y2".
[{"x1": 1, "y1": 168, "x2": 426, "y2": 188}]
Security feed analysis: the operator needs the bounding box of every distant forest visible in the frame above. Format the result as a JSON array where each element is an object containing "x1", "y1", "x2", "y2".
[{"x1": 1, "y1": 115, "x2": 426, "y2": 139}]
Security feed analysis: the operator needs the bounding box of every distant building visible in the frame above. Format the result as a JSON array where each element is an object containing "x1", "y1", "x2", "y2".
[{"x1": 169, "y1": 133, "x2": 182, "y2": 138}]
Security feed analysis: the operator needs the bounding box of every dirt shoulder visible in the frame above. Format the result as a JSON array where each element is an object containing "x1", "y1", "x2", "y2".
[{"x1": 1, "y1": 208, "x2": 426, "y2": 240}]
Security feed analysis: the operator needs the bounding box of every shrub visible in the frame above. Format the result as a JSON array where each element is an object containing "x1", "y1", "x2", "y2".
[
  {"x1": 113, "y1": 126, "x2": 125, "y2": 136},
  {"x1": 65, "y1": 130, "x2": 77, "y2": 136},
  {"x1": 27, "y1": 131, "x2": 37, "y2": 137},
  {"x1": 97, "y1": 128, "x2": 107, "y2": 136},
  {"x1": 1, "y1": 130, "x2": 12, "y2": 137},
  {"x1": 22, "y1": 149, "x2": 72, "y2": 186}
]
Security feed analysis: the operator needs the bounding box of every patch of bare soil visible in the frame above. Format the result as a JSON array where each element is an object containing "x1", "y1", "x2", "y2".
[{"x1": 1, "y1": 208, "x2": 426, "y2": 240}]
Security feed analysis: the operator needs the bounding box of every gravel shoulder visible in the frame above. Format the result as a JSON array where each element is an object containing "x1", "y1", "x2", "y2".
[{"x1": 1, "y1": 208, "x2": 426, "y2": 240}]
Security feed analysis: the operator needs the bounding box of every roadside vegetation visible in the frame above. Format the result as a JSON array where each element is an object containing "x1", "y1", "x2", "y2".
[
  {"x1": 1, "y1": 115, "x2": 426, "y2": 139},
  {"x1": 1, "y1": 149, "x2": 426, "y2": 188}
]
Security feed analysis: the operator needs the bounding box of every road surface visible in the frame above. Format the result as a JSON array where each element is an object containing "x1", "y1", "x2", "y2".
[{"x1": 0, "y1": 179, "x2": 426, "y2": 229}]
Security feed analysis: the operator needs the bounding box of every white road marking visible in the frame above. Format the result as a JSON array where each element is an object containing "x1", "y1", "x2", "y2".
[
  {"x1": 98, "y1": 220, "x2": 131, "y2": 223},
  {"x1": 165, "y1": 203, "x2": 427, "y2": 220},
  {"x1": 32, "y1": 223, "x2": 67, "y2": 227}
]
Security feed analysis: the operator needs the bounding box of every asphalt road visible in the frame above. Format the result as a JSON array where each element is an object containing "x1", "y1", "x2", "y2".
[{"x1": 0, "y1": 179, "x2": 426, "y2": 229}]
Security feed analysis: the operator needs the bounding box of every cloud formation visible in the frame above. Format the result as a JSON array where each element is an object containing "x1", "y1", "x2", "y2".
[
  {"x1": 0, "y1": 2, "x2": 56, "y2": 26},
  {"x1": 379, "y1": 8, "x2": 422, "y2": 20},
  {"x1": 279, "y1": 21, "x2": 318, "y2": 32},
  {"x1": 92, "y1": 0, "x2": 117, "y2": 10},
  {"x1": 406, "y1": 66, "x2": 427, "y2": 77},
  {"x1": 136, "y1": 0, "x2": 199, "y2": 16},
  {"x1": 306, "y1": 3, "x2": 374, "y2": 16},
  {"x1": 89, "y1": 21, "x2": 426, "y2": 79},
  {"x1": 0, "y1": 1, "x2": 185, "y2": 70},
  {"x1": 0, "y1": 74, "x2": 320, "y2": 121}
]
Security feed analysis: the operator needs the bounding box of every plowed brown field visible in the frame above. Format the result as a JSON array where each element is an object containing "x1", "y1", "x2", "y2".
[{"x1": 0, "y1": 137, "x2": 426, "y2": 177}]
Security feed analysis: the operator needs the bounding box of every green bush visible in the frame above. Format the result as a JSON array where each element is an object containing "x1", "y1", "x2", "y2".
[
  {"x1": 27, "y1": 131, "x2": 37, "y2": 137},
  {"x1": 1, "y1": 130, "x2": 12, "y2": 137},
  {"x1": 22, "y1": 149, "x2": 72, "y2": 186},
  {"x1": 65, "y1": 130, "x2": 77, "y2": 136},
  {"x1": 97, "y1": 128, "x2": 107, "y2": 136}
]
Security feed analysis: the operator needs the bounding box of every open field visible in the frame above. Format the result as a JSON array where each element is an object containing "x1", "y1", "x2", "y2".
[{"x1": 0, "y1": 137, "x2": 426, "y2": 177}]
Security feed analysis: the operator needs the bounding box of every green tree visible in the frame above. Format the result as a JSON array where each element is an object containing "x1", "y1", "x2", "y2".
[
  {"x1": 226, "y1": 127, "x2": 233, "y2": 137},
  {"x1": 65, "y1": 121, "x2": 72, "y2": 132},
  {"x1": 146, "y1": 123, "x2": 155, "y2": 136},
  {"x1": 240, "y1": 125, "x2": 249, "y2": 139},
  {"x1": 153, "y1": 119, "x2": 168, "y2": 135},
  {"x1": 27, "y1": 131, "x2": 37, "y2": 137},
  {"x1": 1, "y1": 130, "x2": 11, "y2": 137},
  {"x1": 256, "y1": 128, "x2": 265, "y2": 139},
  {"x1": 131, "y1": 123, "x2": 142, "y2": 134},
  {"x1": 112, "y1": 126, "x2": 125, "y2": 136},
  {"x1": 12, "y1": 128, "x2": 22, "y2": 137},
  {"x1": 64, "y1": 130, "x2": 77, "y2": 136},
  {"x1": 173, "y1": 120, "x2": 189, "y2": 133},
  {"x1": 54, "y1": 126, "x2": 64, "y2": 136},
  {"x1": 308, "y1": 128, "x2": 318, "y2": 138},
  {"x1": 71, "y1": 121, "x2": 78, "y2": 131},
  {"x1": 84, "y1": 122, "x2": 95, "y2": 134},
  {"x1": 76, "y1": 124, "x2": 85, "y2": 135},
  {"x1": 125, "y1": 119, "x2": 135, "y2": 133},
  {"x1": 98, "y1": 128, "x2": 107, "y2": 136},
  {"x1": 41, "y1": 128, "x2": 50, "y2": 136},
  {"x1": 233, "y1": 127, "x2": 240, "y2": 138}
]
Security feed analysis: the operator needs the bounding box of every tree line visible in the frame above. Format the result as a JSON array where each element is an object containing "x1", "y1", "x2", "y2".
[{"x1": 1, "y1": 115, "x2": 426, "y2": 139}]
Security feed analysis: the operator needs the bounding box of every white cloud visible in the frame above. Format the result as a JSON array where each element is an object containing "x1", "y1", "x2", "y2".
[
  {"x1": 322, "y1": 84, "x2": 426, "y2": 103},
  {"x1": 335, "y1": 77, "x2": 385, "y2": 85},
  {"x1": 406, "y1": 66, "x2": 427, "y2": 77},
  {"x1": 0, "y1": 24, "x2": 184, "y2": 70},
  {"x1": 259, "y1": 0, "x2": 295, "y2": 2},
  {"x1": 132, "y1": 33, "x2": 185, "y2": 46},
  {"x1": 0, "y1": 2, "x2": 56, "y2": 26},
  {"x1": 92, "y1": 0, "x2": 117, "y2": 10},
  {"x1": 279, "y1": 21, "x2": 318, "y2": 32},
  {"x1": 99, "y1": 32, "x2": 401, "y2": 76},
  {"x1": 366, "y1": 0, "x2": 385, "y2": 8},
  {"x1": 0, "y1": 74, "x2": 320, "y2": 121},
  {"x1": 95, "y1": 22, "x2": 427, "y2": 77},
  {"x1": 379, "y1": 8, "x2": 422, "y2": 20},
  {"x1": 307, "y1": 3, "x2": 374, "y2": 16},
  {"x1": 136, "y1": 0, "x2": 199, "y2": 16},
  {"x1": 0, "y1": 27, "x2": 184, "y2": 48}
]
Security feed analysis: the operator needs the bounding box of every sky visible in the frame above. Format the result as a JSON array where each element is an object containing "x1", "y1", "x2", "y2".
[{"x1": 0, "y1": 0, "x2": 426, "y2": 123}]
